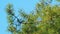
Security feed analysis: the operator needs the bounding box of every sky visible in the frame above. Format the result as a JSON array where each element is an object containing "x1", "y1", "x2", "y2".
[{"x1": 0, "y1": 0, "x2": 60, "y2": 34}]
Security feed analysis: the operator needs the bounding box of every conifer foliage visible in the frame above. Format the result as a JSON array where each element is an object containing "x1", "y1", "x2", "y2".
[{"x1": 6, "y1": 0, "x2": 60, "y2": 34}]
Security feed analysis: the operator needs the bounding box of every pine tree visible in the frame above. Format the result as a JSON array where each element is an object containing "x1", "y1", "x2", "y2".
[{"x1": 6, "y1": 0, "x2": 60, "y2": 34}]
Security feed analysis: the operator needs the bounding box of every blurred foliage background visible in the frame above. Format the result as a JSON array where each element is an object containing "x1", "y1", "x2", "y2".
[{"x1": 6, "y1": 0, "x2": 60, "y2": 34}]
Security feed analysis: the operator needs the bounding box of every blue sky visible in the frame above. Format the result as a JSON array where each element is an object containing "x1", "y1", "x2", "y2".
[{"x1": 0, "y1": 0, "x2": 60, "y2": 34}]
